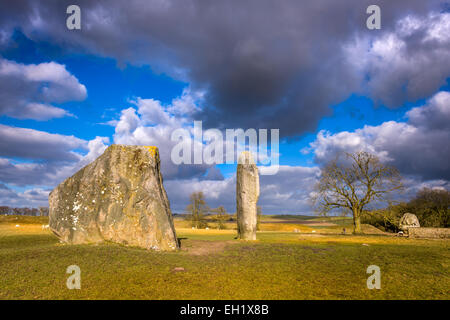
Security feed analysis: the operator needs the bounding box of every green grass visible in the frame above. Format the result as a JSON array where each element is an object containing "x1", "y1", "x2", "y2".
[{"x1": 0, "y1": 216, "x2": 449, "y2": 300}]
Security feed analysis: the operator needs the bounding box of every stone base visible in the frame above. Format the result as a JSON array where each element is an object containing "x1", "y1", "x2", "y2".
[{"x1": 408, "y1": 227, "x2": 450, "y2": 239}]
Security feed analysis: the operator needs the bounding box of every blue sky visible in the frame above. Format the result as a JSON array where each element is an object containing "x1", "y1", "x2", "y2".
[
  {"x1": 0, "y1": 1, "x2": 449, "y2": 214},
  {"x1": 1, "y1": 30, "x2": 422, "y2": 162},
  {"x1": 1, "y1": 30, "x2": 187, "y2": 140}
]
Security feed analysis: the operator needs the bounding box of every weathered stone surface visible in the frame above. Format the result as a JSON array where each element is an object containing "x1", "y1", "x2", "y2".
[
  {"x1": 408, "y1": 227, "x2": 450, "y2": 239},
  {"x1": 399, "y1": 213, "x2": 420, "y2": 232},
  {"x1": 236, "y1": 151, "x2": 260, "y2": 240},
  {"x1": 49, "y1": 145, "x2": 178, "y2": 251}
]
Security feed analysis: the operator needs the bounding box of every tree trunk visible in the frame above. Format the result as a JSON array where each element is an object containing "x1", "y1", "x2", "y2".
[{"x1": 352, "y1": 208, "x2": 362, "y2": 234}]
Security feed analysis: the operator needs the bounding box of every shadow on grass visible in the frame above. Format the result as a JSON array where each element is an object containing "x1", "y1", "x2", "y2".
[{"x1": 177, "y1": 237, "x2": 188, "y2": 248}]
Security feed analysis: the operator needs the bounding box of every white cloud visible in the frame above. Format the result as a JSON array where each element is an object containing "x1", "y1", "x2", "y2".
[
  {"x1": 407, "y1": 91, "x2": 450, "y2": 129},
  {"x1": 112, "y1": 88, "x2": 213, "y2": 180},
  {"x1": 165, "y1": 177, "x2": 234, "y2": 212},
  {"x1": 77, "y1": 136, "x2": 110, "y2": 167},
  {"x1": 0, "y1": 58, "x2": 87, "y2": 120},
  {"x1": 306, "y1": 91, "x2": 450, "y2": 181},
  {"x1": 165, "y1": 165, "x2": 320, "y2": 214},
  {"x1": 259, "y1": 166, "x2": 320, "y2": 214},
  {"x1": 0, "y1": 124, "x2": 85, "y2": 161}
]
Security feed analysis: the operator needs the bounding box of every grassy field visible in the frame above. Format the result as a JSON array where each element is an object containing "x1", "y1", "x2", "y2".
[{"x1": 0, "y1": 215, "x2": 448, "y2": 300}]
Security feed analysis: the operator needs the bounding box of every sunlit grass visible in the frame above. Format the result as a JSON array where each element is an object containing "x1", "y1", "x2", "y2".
[{"x1": 0, "y1": 215, "x2": 448, "y2": 300}]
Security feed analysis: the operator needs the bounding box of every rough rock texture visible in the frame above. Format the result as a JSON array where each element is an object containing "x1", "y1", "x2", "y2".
[
  {"x1": 49, "y1": 145, "x2": 178, "y2": 251},
  {"x1": 236, "y1": 151, "x2": 260, "y2": 240},
  {"x1": 408, "y1": 227, "x2": 450, "y2": 239},
  {"x1": 399, "y1": 213, "x2": 420, "y2": 232}
]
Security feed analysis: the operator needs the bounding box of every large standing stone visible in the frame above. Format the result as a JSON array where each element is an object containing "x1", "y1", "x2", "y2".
[
  {"x1": 236, "y1": 151, "x2": 260, "y2": 240},
  {"x1": 49, "y1": 145, "x2": 178, "y2": 251},
  {"x1": 399, "y1": 213, "x2": 420, "y2": 232}
]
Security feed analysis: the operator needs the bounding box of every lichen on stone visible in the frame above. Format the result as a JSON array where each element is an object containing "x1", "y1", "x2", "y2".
[{"x1": 48, "y1": 144, "x2": 178, "y2": 251}]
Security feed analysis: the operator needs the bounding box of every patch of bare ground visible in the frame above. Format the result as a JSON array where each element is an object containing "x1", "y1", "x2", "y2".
[{"x1": 179, "y1": 239, "x2": 238, "y2": 255}]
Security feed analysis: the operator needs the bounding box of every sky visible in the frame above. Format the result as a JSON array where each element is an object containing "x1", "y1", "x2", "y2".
[{"x1": 0, "y1": 0, "x2": 449, "y2": 214}]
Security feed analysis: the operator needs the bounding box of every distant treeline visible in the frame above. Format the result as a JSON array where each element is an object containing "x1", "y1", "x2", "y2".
[{"x1": 0, "y1": 206, "x2": 49, "y2": 216}]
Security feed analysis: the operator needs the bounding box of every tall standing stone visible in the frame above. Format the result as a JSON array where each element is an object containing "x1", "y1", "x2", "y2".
[
  {"x1": 236, "y1": 151, "x2": 260, "y2": 240},
  {"x1": 49, "y1": 145, "x2": 179, "y2": 251}
]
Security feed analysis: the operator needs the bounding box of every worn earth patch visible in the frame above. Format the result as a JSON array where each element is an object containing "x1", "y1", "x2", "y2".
[{"x1": 179, "y1": 239, "x2": 238, "y2": 255}]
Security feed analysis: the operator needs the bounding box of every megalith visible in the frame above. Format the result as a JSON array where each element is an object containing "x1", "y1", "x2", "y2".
[
  {"x1": 399, "y1": 213, "x2": 420, "y2": 232},
  {"x1": 49, "y1": 145, "x2": 178, "y2": 251},
  {"x1": 236, "y1": 151, "x2": 260, "y2": 240}
]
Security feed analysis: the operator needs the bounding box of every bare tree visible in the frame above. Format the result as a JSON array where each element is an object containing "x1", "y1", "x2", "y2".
[
  {"x1": 212, "y1": 205, "x2": 229, "y2": 229},
  {"x1": 185, "y1": 191, "x2": 209, "y2": 229},
  {"x1": 39, "y1": 207, "x2": 49, "y2": 216},
  {"x1": 313, "y1": 151, "x2": 403, "y2": 234}
]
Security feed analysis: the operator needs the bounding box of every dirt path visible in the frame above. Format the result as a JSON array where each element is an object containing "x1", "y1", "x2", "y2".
[{"x1": 179, "y1": 239, "x2": 238, "y2": 255}]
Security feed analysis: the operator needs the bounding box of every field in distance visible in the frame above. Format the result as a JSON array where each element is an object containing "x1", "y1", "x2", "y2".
[{"x1": 0, "y1": 215, "x2": 448, "y2": 300}]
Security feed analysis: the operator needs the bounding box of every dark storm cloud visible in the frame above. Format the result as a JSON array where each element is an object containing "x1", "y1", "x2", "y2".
[
  {"x1": 0, "y1": 156, "x2": 80, "y2": 187},
  {"x1": 307, "y1": 91, "x2": 450, "y2": 181},
  {"x1": 0, "y1": 183, "x2": 49, "y2": 207},
  {"x1": 0, "y1": 0, "x2": 445, "y2": 136},
  {"x1": 0, "y1": 158, "x2": 53, "y2": 186},
  {"x1": 0, "y1": 183, "x2": 19, "y2": 199},
  {"x1": 360, "y1": 12, "x2": 450, "y2": 108},
  {"x1": 0, "y1": 127, "x2": 109, "y2": 187}
]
